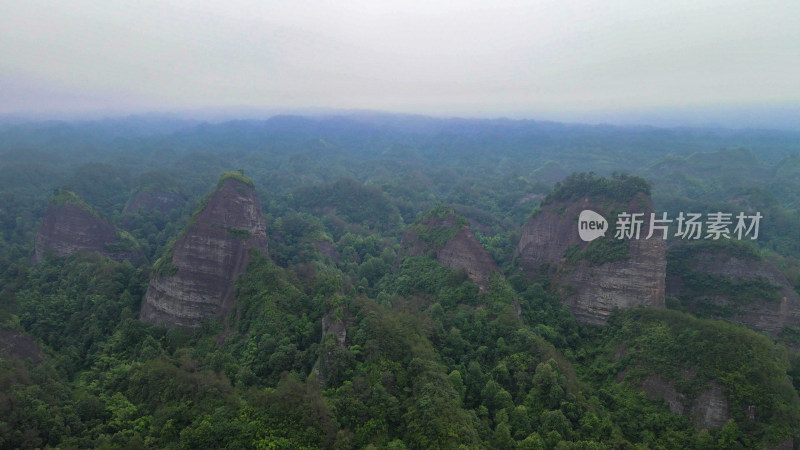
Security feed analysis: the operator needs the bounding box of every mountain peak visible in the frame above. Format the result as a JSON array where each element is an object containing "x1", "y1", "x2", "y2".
[
  {"x1": 401, "y1": 206, "x2": 499, "y2": 290},
  {"x1": 140, "y1": 173, "x2": 269, "y2": 328},
  {"x1": 34, "y1": 190, "x2": 144, "y2": 264}
]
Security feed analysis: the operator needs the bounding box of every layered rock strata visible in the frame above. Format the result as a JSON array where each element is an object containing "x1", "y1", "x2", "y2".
[
  {"x1": 666, "y1": 244, "x2": 800, "y2": 336},
  {"x1": 34, "y1": 191, "x2": 144, "y2": 264},
  {"x1": 516, "y1": 192, "x2": 666, "y2": 324},
  {"x1": 401, "y1": 208, "x2": 500, "y2": 290},
  {"x1": 140, "y1": 174, "x2": 269, "y2": 328}
]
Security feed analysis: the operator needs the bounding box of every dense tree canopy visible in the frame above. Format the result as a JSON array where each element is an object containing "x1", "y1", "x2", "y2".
[{"x1": 1, "y1": 115, "x2": 800, "y2": 448}]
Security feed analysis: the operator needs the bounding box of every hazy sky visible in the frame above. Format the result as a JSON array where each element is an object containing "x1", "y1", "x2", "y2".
[{"x1": 1, "y1": 0, "x2": 799, "y2": 122}]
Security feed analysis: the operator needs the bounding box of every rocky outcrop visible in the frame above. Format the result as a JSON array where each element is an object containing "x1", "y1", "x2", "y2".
[
  {"x1": 0, "y1": 328, "x2": 42, "y2": 364},
  {"x1": 140, "y1": 173, "x2": 269, "y2": 328},
  {"x1": 124, "y1": 190, "x2": 185, "y2": 214},
  {"x1": 641, "y1": 374, "x2": 687, "y2": 415},
  {"x1": 641, "y1": 375, "x2": 730, "y2": 430},
  {"x1": 401, "y1": 207, "x2": 500, "y2": 290},
  {"x1": 437, "y1": 227, "x2": 501, "y2": 290},
  {"x1": 318, "y1": 306, "x2": 354, "y2": 386},
  {"x1": 321, "y1": 307, "x2": 353, "y2": 347},
  {"x1": 693, "y1": 382, "x2": 730, "y2": 429},
  {"x1": 516, "y1": 183, "x2": 666, "y2": 324},
  {"x1": 666, "y1": 243, "x2": 800, "y2": 336},
  {"x1": 34, "y1": 191, "x2": 144, "y2": 264}
]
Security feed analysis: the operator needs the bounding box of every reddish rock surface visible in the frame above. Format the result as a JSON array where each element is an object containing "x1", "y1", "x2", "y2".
[
  {"x1": 34, "y1": 201, "x2": 144, "y2": 264},
  {"x1": 666, "y1": 247, "x2": 800, "y2": 336},
  {"x1": 516, "y1": 193, "x2": 666, "y2": 324},
  {"x1": 639, "y1": 374, "x2": 730, "y2": 430},
  {"x1": 140, "y1": 177, "x2": 269, "y2": 328},
  {"x1": 0, "y1": 328, "x2": 42, "y2": 364},
  {"x1": 436, "y1": 226, "x2": 500, "y2": 290},
  {"x1": 401, "y1": 211, "x2": 500, "y2": 290},
  {"x1": 321, "y1": 307, "x2": 353, "y2": 347}
]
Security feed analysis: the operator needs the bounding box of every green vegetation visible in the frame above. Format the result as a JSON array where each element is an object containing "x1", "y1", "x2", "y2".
[
  {"x1": 226, "y1": 227, "x2": 251, "y2": 240},
  {"x1": 544, "y1": 172, "x2": 650, "y2": 205},
  {"x1": 564, "y1": 238, "x2": 630, "y2": 266},
  {"x1": 683, "y1": 274, "x2": 780, "y2": 306},
  {"x1": 151, "y1": 253, "x2": 179, "y2": 277},
  {"x1": 51, "y1": 188, "x2": 101, "y2": 217},
  {"x1": 4, "y1": 245, "x2": 796, "y2": 448},
  {"x1": 597, "y1": 309, "x2": 799, "y2": 447},
  {"x1": 217, "y1": 170, "x2": 254, "y2": 188},
  {"x1": 1, "y1": 116, "x2": 800, "y2": 448},
  {"x1": 66, "y1": 163, "x2": 133, "y2": 216},
  {"x1": 667, "y1": 241, "x2": 783, "y2": 318},
  {"x1": 292, "y1": 178, "x2": 402, "y2": 231},
  {"x1": 669, "y1": 239, "x2": 761, "y2": 262},
  {"x1": 133, "y1": 170, "x2": 184, "y2": 195},
  {"x1": 409, "y1": 206, "x2": 469, "y2": 248},
  {"x1": 151, "y1": 232, "x2": 183, "y2": 277},
  {"x1": 104, "y1": 230, "x2": 141, "y2": 253},
  {"x1": 147, "y1": 186, "x2": 218, "y2": 274}
]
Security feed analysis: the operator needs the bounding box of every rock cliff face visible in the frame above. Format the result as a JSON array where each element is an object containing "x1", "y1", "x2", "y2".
[
  {"x1": 124, "y1": 190, "x2": 185, "y2": 214},
  {"x1": 321, "y1": 307, "x2": 353, "y2": 347},
  {"x1": 0, "y1": 328, "x2": 42, "y2": 364},
  {"x1": 34, "y1": 192, "x2": 144, "y2": 264},
  {"x1": 666, "y1": 244, "x2": 800, "y2": 336},
  {"x1": 436, "y1": 226, "x2": 501, "y2": 290},
  {"x1": 401, "y1": 208, "x2": 500, "y2": 290},
  {"x1": 318, "y1": 307, "x2": 354, "y2": 386},
  {"x1": 140, "y1": 174, "x2": 269, "y2": 328},
  {"x1": 640, "y1": 375, "x2": 730, "y2": 430},
  {"x1": 516, "y1": 192, "x2": 666, "y2": 324}
]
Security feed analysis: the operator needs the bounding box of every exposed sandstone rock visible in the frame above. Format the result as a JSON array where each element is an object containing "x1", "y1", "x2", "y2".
[
  {"x1": 640, "y1": 375, "x2": 730, "y2": 430},
  {"x1": 642, "y1": 374, "x2": 687, "y2": 415},
  {"x1": 401, "y1": 207, "x2": 500, "y2": 290},
  {"x1": 692, "y1": 381, "x2": 730, "y2": 430},
  {"x1": 140, "y1": 174, "x2": 269, "y2": 328},
  {"x1": 318, "y1": 306, "x2": 354, "y2": 387},
  {"x1": 321, "y1": 307, "x2": 353, "y2": 347},
  {"x1": 0, "y1": 328, "x2": 42, "y2": 364},
  {"x1": 34, "y1": 191, "x2": 144, "y2": 264},
  {"x1": 437, "y1": 227, "x2": 500, "y2": 290},
  {"x1": 666, "y1": 243, "x2": 800, "y2": 336},
  {"x1": 516, "y1": 192, "x2": 666, "y2": 324}
]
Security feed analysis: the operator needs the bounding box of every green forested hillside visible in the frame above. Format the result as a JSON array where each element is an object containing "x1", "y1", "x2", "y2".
[{"x1": 1, "y1": 115, "x2": 800, "y2": 448}]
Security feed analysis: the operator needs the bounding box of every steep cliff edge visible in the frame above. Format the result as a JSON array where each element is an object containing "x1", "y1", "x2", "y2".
[
  {"x1": 140, "y1": 172, "x2": 269, "y2": 328},
  {"x1": 666, "y1": 241, "x2": 800, "y2": 336},
  {"x1": 34, "y1": 190, "x2": 144, "y2": 264},
  {"x1": 400, "y1": 207, "x2": 500, "y2": 290},
  {"x1": 639, "y1": 374, "x2": 731, "y2": 430},
  {"x1": 604, "y1": 308, "x2": 799, "y2": 446},
  {"x1": 0, "y1": 328, "x2": 42, "y2": 365},
  {"x1": 516, "y1": 174, "x2": 666, "y2": 324}
]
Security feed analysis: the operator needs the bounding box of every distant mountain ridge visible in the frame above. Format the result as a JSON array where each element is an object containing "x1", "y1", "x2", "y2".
[{"x1": 3, "y1": 112, "x2": 800, "y2": 169}]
